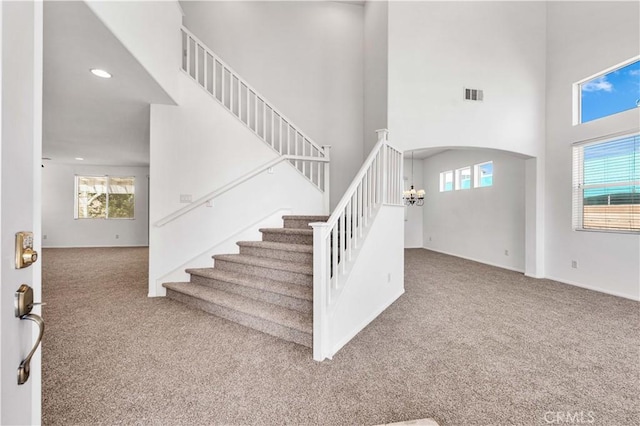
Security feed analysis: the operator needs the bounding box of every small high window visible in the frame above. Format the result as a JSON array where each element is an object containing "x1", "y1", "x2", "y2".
[
  {"x1": 576, "y1": 58, "x2": 640, "y2": 124},
  {"x1": 474, "y1": 161, "x2": 493, "y2": 188},
  {"x1": 455, "y1": 167, "x2": 471, "y2": 190},
  {"x1": 572, "y1": 133, "x2": 639, "y2": 233},
  {"x1": 75, "y1": 176, "x2": 135, "y2": 219},
  {"x1": 440, "y1": 171, "x2": 453, "y2": 192}
]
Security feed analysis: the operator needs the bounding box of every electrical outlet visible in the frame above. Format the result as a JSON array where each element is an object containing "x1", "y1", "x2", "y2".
[
  {"x1": 429, "y1": 236, "x2": 432, "y2": 242},
  {"x1": 43, "y1": 235, "x2": 47, "y2": 240},
  {"x1": 115, "y1": 234, "x2": 119, "y2": 239},
  {"x1": 504, "y1": 249, "x2": 509, "y2": 256},
  {"x1": 387, "y1": 273, "x2": 391, "y2": 283},
  {"x1": 180, "y1": 194, "x2": 192, "y2": 203},
  {"x1": 571, "y1": 260, "x2": 578, "y2": 269}
]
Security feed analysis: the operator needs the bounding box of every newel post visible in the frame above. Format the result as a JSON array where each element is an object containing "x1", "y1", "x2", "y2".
[
  {"x1": 311, "y1": 222, "x2": 330, "y2": 361},
  {"x1": 322, "y1": 145, "x2": 331, "y2": 214},
  {"x1": 376, "y1": 128, "x2": 389, "y2": 143},
  {"x1": 376, "y1": 129, "x2": 389, "y2": 203}
]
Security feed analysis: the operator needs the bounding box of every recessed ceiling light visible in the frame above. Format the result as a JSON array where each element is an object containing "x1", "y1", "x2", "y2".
[
  {"x1": 75, "y1": 157, "x2": 84, "y2": 161},
  {"x1": 90, "y1": 68, "x2": 112, "y2": 79}
]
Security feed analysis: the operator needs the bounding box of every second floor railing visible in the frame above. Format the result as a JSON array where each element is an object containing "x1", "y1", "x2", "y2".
[{"x1": 181, "y1": 26, "x2": 329, "y2": 193}]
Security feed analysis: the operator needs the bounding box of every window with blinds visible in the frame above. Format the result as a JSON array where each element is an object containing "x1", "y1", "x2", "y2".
[{"x1": 572, "y1": 133, "x2": 639, "y2": 232}]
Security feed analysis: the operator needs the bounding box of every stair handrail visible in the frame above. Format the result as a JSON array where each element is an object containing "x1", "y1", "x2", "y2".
[
  {"x1": 154, "y1": 154, "x2": 329, "y2": 228},
  {"x1": 181, "y1": 26, "x2": 328, "y2": 180},
  {"x1": 323, "y1": 130, "x2": 401, "y2": 231},
  {"x1": 311, "y1": 129, "x2": 403, "y2": 361}
]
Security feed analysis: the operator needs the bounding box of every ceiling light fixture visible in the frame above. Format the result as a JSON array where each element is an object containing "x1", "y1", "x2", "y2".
[
  {"x1": 90, "y1": 68, "x2": 112, "y2": 79},
  {"x1": 403, "y1": 151, "x2": 425, "y2": 207}
]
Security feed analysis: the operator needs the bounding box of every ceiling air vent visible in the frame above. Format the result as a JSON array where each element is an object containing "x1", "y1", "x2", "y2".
[{"x1": 464, "y1": 88, "x2": 484, "y2": 101}]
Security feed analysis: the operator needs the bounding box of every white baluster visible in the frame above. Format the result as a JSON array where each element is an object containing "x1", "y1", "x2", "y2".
[
  {"x1": 186, "y1": 37, "x2": 192, "y2": 77},
  {"x1": 286, "y1": 123, "x2": 291, "y2": 155},
  {"x1": 323, "y1": 145, "x2": 331, "y2": 212},
  {"x1": 302, "y1": 139, "x2": 306, "y2": 177},
  {"x1": 346, "y1": 199, "x2": 352, "y2": 261},
  {"x1": 340, "y1": 210, "x2": 346, "y2": 274}
]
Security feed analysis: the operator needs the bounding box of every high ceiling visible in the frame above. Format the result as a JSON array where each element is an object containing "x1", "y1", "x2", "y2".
[{"x1": 43, "y1": 1, "x2": 174, "y2": 167}]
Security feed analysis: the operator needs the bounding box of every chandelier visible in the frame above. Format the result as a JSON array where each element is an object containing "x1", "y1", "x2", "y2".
[{"x1": 403, "y1": 151, "x2": 425, "y2": 206}]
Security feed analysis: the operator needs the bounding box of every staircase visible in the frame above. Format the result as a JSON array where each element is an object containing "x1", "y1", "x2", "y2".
[{"x1": 163, "y1": 215, "x2": 328, "y2": 347}]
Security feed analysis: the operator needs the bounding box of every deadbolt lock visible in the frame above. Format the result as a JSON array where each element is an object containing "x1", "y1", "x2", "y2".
[{"x1": 15, "y1": 232, "x2": 38, "y2": 269}]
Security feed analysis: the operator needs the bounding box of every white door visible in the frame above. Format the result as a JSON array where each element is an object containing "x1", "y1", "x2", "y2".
[{"x1": 0, "y1": 1, "x2": 43, "y2": 424}]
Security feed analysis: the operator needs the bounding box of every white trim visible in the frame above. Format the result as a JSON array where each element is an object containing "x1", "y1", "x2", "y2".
[
  {"x1": 473, "y1": 160, "x2": 494, "y2": 188},
  {"x1": 573, "y1": 56, "x2": 640, "y2": 125},
  {"x1": 575, "y1": 55, "x2": 640, "y2": 86},
  {"x1": 571, "y1": 129, "x2": 640, "y2": 147},
  {"x1": 32, "y1": 1, "x2": 44, "y2": 423},
  {"x1": 422, "y1": 247, "x2": 525, "y2": 274},
  {"x1": 545, "y1": 275, "x2": 640, "y2": 302}
]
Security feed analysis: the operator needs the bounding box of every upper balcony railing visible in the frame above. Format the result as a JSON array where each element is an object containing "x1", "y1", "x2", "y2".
[{"x1": 181, "y1": 27, "x2": 329, "y2": 196}]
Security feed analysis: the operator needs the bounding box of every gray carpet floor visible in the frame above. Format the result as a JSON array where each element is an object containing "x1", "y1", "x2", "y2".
[{"x1": 42, "y1": 247, "x2": 639, "y2": 426}]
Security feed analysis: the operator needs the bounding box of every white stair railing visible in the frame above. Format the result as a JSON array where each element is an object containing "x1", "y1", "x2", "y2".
[
  {"x1": 311, "y1": 129, "x2": 403, "y2": 361},
  {"x1": 181, "y1": 26, "x2": 329, "y2": 197}
]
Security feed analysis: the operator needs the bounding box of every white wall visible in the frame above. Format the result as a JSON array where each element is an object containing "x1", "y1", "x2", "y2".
[
  {"x1": 328, "y1": 205, "x2": 404, "y2": 359},
  {"x1": 180, "y1": 1, "x2": 364, "y2": 208},
  {"x1": 387, "y1": 1, "x2": 546, "y2": 158},
  {"x1": 86, "y1": 0, "x2": 183, "y2": 103},
  {"x1": 149, "y1": 73, "x2": 324, "y2": 296},
  {"x1": 42, "y1": 163, "x2": 149, "y2": 247},
  {"x1": 545, "y1": 1, "x2": 640, "y2": 300},
  {"x1": 422, "y1": 149, "x2": 526, "y2": 272},
  {"x1": 403, "y1": 156, "x2": 423, "y2": 248},
  {"x1": 364, "y1": 0, "x2": 388, "y2": 155}
]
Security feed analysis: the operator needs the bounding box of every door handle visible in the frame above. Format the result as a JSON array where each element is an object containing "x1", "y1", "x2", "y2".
[
  {"x1": 17, "y1": 313, "x2": 44, "y2": 385},
  {"x1": 15, "y1": 284, "x2": 45, "y2": 385}
]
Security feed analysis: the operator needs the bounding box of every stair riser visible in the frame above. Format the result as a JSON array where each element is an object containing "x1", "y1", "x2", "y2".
[
  {"x1": 166, "y1": 289, "x2": 312, "y2": 347},
  {"x1": 262, "y1": 232, "x2": 313, "y2": 245},
  {"x1": 239, "y1": 245, "x2": 313, "y2": 264},
  {"x1": 191, "y1": 275, "x2": 312, "y2": 314},
  {"x1": 283, "y1": 218, "x2": 318, "y2": 229},
  {"x1": 214, "y1": 259, "x2": 312, "y2": 286}
]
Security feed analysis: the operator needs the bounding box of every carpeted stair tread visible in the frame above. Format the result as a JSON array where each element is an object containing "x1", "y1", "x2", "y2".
[
  {"x1": 213, "y1": 253, "x2": 313, "y2": 275},
  {"x1": 185, "y1": 267, "x2": 312, "y2": 301},
  {"x1": 259, "y1": 228, "x2": 313, "y2": 236},
  {"x1": 282, "y1": 215, "x2": 329, "y2": 221},
  {"x1": 162, "y1": 282, "x2": 312, "y2": 334},
  {"x1": 236, "y1": 240, "x2": 313, "y2": 254}
]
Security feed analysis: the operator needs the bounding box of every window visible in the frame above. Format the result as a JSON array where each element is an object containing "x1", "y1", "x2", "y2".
[
  {"x1": 455, "y1": 167, "x2": 471, "y2": 190},
  {"x1": 75, "y1": 176, "x2": 135, "y2": 219},
  {"x1": 440, "y1": 171, "x2": 453, "y2": 192},
  {"x1": 576, "y1": 58, "x2": 640, "y2": 124},
  {"x1": 474, "y1": 161, "x2": 493, "y2": 188},
  {"x1": 572, "y1": 133, "x2": 639, "y2": 232}
]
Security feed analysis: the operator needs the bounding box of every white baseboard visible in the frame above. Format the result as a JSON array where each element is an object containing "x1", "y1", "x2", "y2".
[
  {"x1": 544, "y1": 275, "x2": 640, "y2": 302},
  {"x1": 422, "y1": 248, "x2": 638, "y2": 301},
  {"x1": 422, "y1": 247, "x2": 525, "y2": 273}
]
